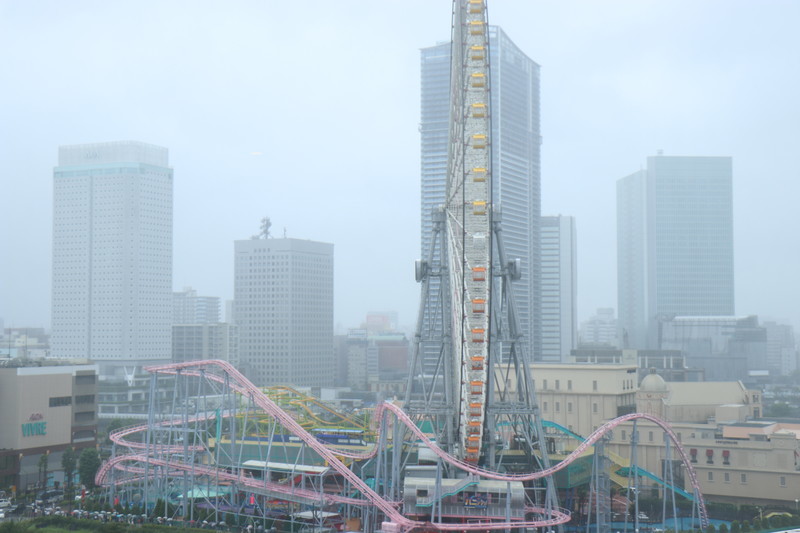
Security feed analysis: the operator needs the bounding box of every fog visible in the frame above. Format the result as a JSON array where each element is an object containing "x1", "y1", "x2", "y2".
[{"x1": 1, "y1": 0, "x2": 798, "y2": 332}]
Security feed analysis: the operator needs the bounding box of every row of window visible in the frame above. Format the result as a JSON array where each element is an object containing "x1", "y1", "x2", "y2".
[
  {"x1": 49, "y1": 395, "x2": 95, "y2": 407},
  {"x1": 707, "y1": 471, "x2": 788, "y2": 487},
  {"x1": 542, "y1": 401, "x2": 599, "y2": 414}
]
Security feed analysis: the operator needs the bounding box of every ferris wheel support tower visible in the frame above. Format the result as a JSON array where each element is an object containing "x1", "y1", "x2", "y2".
[{"x1": 408, "y1": 1, "x2": 558, "y2": 509}]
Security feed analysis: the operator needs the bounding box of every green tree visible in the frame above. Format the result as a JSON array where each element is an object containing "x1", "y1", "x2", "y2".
[
  {"x1": 78, "y1": 448, "x2": 101, "y2": 488},
  {"x1": 38, "y1": 453, "x2": 49, "y2": 487},
  {"x1": 719, "y1": 524, "x2": 729, "y2": 533},
  {"x1": 730, "y1": 520, "x2": 740, "y2": 533},
  {"x1": 707, "y1": 525, "x2": 716, "y2": 533},
  {"x1": 741, "y1": 520, "x2": 751, "y2": 532},
  {"x1": 61, "y1": 447, "x2": 78, "y2": 489}
]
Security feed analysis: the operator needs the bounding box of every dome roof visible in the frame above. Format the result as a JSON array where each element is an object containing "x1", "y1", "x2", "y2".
[{"x1": 639, "y1": 369, "x2": 668, "y2": 392}]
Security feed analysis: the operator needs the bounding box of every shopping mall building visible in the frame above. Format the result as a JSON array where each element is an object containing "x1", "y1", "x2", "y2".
[{"x1": 0, "y1": 363, "x2": 98, "y2": 493}]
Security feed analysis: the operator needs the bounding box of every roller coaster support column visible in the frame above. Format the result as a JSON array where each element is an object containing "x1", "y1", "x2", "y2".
[
  {"x1": 143, "y1": 371, "x2": 157, "y2": 515},
  {"x1": 391, "y1": 414, "x2": 402, "y2": 502},
  {"x1": 588, "y1": 434, "x2": 611, "y2": 533},
  {"x1": 631, "y1": 420, "x2": 641, "y2": 533}
]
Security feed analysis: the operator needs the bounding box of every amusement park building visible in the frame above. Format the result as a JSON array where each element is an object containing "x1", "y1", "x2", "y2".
[
  {"x1": 618, "y1": 372, "x2": 799, "y2": 507},
  {"x1": 530, "y1": 363, "x2": 799, "y2": 507},
  {"x1": 0, "y1": 363, "x2": 98, "y2": 492}
]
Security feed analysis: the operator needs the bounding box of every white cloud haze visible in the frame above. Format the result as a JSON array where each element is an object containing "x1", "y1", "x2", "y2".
[{"x1": 1, "y1": 1, "x2": 798, "y2": 332}]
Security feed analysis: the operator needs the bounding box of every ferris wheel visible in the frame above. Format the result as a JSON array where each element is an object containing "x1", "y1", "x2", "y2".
[
  {"x1": 444, "y1": 0, "x2": 493, "y2": 464},
  {"x1": 408, "y1": 0, "x2": 546, "y2": 470}
]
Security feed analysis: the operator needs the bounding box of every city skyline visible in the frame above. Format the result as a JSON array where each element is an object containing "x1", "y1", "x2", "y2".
[{"x1": 1, "y1": 1, "x2": 799, "y2": 333}]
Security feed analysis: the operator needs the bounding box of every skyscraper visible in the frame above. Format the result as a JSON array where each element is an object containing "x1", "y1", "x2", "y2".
[
  {"x1": 617, "y1": 155, "x2": 734, "y2": 349},
  {"x1": 51, "y1": 141, "x2": 173, "y2": 378},
  {"x1": 420, "y1": 26, "x2": 542, "y2": 357},
  {"x1": 540, "y1": 215, "x2": 577, "y2": 362},
  {"x1": 233, "y1": 236, "x2": 334, "y2": 387}
]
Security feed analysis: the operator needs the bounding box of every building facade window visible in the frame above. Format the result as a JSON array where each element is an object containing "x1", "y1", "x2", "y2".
[
  {"x1": 75, "y1": 394, "x2": 95, "y2": 404},
  {"x1": 49, "y1": 396, "x2": 72, "y2": 407}
]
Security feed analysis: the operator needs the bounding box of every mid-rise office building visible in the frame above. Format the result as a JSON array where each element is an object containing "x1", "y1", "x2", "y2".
[
  {"x1": 763, "y1": 321, "x2": 797, "y2": 376},
  {"x1": 51, "y1": 141, "x2": 173, "y2": 378},
  {"x1": 617, "y1": 155, "x2": 734, "y2": 349},
  {"x1": 172, "y1": 323, "x2": 238, "y2": 366},
  {"x1": 540, "y1": 215, "x2": 577, "y2": 362},
  {"x1": 660, "y1": 315, "x2": 767, "y2": 381},
  {"x1": 173, "y1": 287, "x2": 221, "y2": 324},
  {"x1": 420, "y1": 26, "x2": 542, "y2": 362},
  {"x1": 579, "y1": 308, "x2": 618, "y2": 348},
  {"x1": 234, "y1": 237, "x2": 334, "y2": 387}
]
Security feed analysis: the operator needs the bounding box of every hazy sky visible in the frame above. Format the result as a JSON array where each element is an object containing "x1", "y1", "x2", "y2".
[{"x1": 1, "y1": 1, "x2": 799, "y2": 334}]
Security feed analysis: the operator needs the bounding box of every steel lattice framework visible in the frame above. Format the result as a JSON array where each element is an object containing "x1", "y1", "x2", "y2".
[
  {"x1": 407, "y1": 0, "x2": 555, "y2": 501},
  {"x1": 97, "y1": 359, "x2": 710, "y2": 532}
]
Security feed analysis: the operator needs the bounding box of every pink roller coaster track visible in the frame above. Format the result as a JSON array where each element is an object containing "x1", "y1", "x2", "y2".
[{"x1": 96, "y1": 359, "x2": 708, "y2": 531}]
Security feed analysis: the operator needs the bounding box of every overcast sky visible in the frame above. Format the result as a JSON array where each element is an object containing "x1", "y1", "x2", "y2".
[{"x1": 1, "y1": 1, "x2": 799, "y2": 334}]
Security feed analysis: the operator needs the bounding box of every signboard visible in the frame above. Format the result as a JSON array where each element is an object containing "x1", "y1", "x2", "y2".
[{"x1": 21, "y1": 413, "x2": 47, "y2": 437}]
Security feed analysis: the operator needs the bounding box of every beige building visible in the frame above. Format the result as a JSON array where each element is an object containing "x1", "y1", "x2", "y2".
[
  {"x1": 0, "y1": 363, "x2": 98, "y2": 491},
  {"x1": 527, "y1": 363, "x2": 799, "y2": 508},
  {"x1": 532, "y1": 363, "x2": 638, "y2": 437}
]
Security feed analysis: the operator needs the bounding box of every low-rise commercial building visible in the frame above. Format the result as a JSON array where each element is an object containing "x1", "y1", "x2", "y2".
[{"x1": 0, "y1": 363, "x2": 98, "y2": 492}]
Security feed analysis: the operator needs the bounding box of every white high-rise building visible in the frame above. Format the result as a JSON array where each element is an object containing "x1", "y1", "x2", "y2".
[
  {"x1": 540, "y1": 216, "x2": 577, "y2": 362},
  {"x1": 234, "y1": 237, "x2": 334, "y2": 387},
  {"x1": 420, "y1": 26, "x2": 542, "y2": 358},
  {"x1": 51, "y1": 141, "x2": 173, "y2": 378}
]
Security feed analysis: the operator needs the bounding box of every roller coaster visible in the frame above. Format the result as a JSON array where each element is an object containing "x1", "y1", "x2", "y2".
[
  {"x1": 98, "y1": 359, "x2": 709, "y2": 532},
  {"x1": 96, "y1": 2, "x2": 711, "y2": 531}
]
